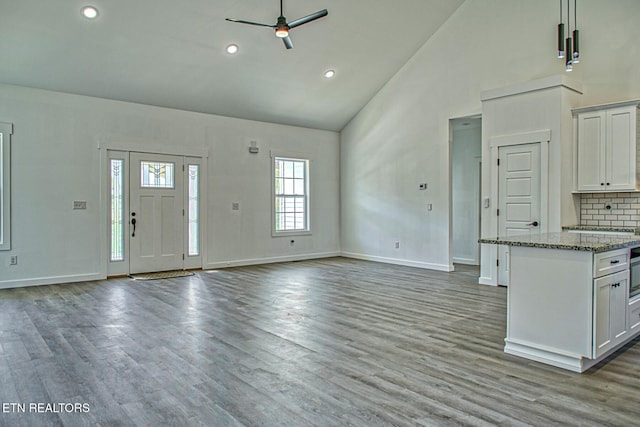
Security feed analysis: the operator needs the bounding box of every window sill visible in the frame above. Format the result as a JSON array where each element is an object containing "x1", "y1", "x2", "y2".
[{"x1": 272, "y1": 230, "x2": 312, "y2": 238}]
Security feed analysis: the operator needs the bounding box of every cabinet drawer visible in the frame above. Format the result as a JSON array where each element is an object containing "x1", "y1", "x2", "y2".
[
  {"x1": 594, "y1": 249, "x2": 629, "y2": 278},
  {"x1": 630, "y1": 297, "x2": 640, "y2": 332}
]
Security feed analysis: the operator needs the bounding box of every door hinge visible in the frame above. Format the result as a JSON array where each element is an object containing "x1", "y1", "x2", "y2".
[
  {"x1": 497, "y1": 208, "x2": 500, "y2": 216},
  {"x1": 497, "y1": 158, "x2": 500, "y2": 166},
  {"x1": 182, "y1": 164, "x2": 185, "y2": 172},
  {"x1": 496, "y1": 259, "x2": 499, "y2": 267},
  {"x1": 183, "y1": 209, "x2": 185, "y2": 216},
  {"x1": 182, "y1": 254, "x2": 185, "y2": 260}
]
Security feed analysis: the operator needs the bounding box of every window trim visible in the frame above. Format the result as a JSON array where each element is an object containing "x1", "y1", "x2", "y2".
[
  {"x1": 0, "y1": 122, "x2": 13, "y2": 251},
  {"x1": 271, "y1": 152, "x2": 312, "y2": 237}
]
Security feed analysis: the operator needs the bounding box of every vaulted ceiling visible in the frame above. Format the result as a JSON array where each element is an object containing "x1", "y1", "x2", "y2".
[{"x1": 0, "y1": 0, "x2": 465, "y2": 131}]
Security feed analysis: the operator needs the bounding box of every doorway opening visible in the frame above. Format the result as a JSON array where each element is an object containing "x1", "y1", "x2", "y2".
[
  {"x1": 107, "y1": 150, "x2": 203, "y2": 276},
  {"x1": 450, "y1": 116, "x2": 482, "y2": 276}
]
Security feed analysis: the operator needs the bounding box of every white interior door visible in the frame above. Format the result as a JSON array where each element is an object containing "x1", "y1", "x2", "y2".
[
  {"x1": 129, "y1": 153, "x2": 184, "y2": 274},
  {"x1": 498, "y1": 143, "x2": 541, "y2": 285}
]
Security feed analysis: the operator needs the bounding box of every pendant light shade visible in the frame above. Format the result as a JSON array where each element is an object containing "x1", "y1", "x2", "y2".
[
  {"x1": 565, "y1": 37, "x2": 573, "y2": 72},
  {"x1": 557, "y1": 23, "x2": 565, "y2": 58}
]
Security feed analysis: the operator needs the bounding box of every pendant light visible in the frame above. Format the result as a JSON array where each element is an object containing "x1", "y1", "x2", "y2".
[
  {"x1": 565, "y1": 0, "x2": 572, "y2": 72},
  {"x1": 556, "y1": 0, "x2": 581, "y2": 71},
  {"x1": 572, "y1": 0, "x2": 580, "y2": 63},
  {"x1": 557, "y1": 0, "x2": 565, "y2": 58}
]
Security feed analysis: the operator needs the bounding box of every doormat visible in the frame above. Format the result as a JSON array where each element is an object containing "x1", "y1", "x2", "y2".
[{"x1": 129, "y1": 270, "x2": 195, "y2": 281}]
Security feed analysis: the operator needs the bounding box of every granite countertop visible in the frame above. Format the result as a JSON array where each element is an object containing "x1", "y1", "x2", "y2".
[
  {"x1": 479, "y1": 232, "x2": 640, "y2": 253},
  {"x1": 562, "y1": 225, "x2": 640, "y2": 235}
]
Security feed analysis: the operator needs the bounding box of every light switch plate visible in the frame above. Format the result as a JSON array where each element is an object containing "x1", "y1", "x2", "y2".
[{"x1": 73, "y1": 200, "x2": 87, "y2": 210}]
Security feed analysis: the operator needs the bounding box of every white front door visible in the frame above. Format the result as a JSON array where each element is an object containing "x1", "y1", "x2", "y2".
[
  {"x1": 129, "y1": 153, "x2": 184, "y2": 274},
  {"x1": 498, "y1": 143, "x2": 541, "y2": 285}
]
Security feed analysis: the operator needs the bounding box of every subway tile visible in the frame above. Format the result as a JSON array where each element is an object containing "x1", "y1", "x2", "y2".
[{"x1": 611, "y1": 221, "x2": 624, "y2": 226}]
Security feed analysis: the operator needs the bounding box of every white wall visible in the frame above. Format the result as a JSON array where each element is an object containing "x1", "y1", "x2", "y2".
[
  {"x1": 0, "y1": 84, "x2": 340, "y2": 288},
  {"x1": 452, "y1": 123, "x2": 481, "y2": 265},
  {"x1": 340, "y1": 0, "x2": 640, "y2": 273}
]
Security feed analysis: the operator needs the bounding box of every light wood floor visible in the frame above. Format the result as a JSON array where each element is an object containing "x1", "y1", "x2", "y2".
[{"x1": 1, "y1": 257, "x2": 640, "y2": 426}]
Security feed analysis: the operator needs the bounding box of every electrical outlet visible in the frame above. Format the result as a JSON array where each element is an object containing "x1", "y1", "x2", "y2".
[
  {"x1": 73, "y1": 200, "x2": 87, "y2": 210},
  {"x1": 231, "y1": 202, "x2": 240, "y2": 211},
  {"x1": 290, "y1": 240, "x2": 295, "y2": 246},
  {"x1": 394, "y1": 241, "x2": 400, "y2": 249},
  {"x1": 418, "y1": 183, "x2": 428, "y2": 190},
  {"x1": 10, "y1": 256, "x2": 18, "y2": 265}
]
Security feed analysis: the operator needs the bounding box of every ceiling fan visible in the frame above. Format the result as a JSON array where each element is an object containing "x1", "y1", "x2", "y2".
[{"x1": 225, "y1": 0, "x2": 328, "y2": 50}]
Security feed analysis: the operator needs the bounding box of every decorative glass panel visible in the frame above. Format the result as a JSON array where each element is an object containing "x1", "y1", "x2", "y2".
[
  {"x1": 110, "y1": 159, "x2": 124, "y2": 262},
  {"x1": 188, "y1": 164, "x2": 200, "y2": 256},
  {"x1": 140, "y1": 161, "x2": 175, "y2": 188},
  {"x1": 274, "y1": 157, "x2": 308, "y2": 232}
]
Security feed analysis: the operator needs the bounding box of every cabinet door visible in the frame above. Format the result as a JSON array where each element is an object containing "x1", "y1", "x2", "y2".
[
  {"x1": 593, "y1": 270, "x2": 629, "y2": 358},
  {"x1": 606, "y1": 106, "x2": 637, "y2": 191},
  {"x1": 577, "y1": 111, "x2": 606, "y2": 191}
]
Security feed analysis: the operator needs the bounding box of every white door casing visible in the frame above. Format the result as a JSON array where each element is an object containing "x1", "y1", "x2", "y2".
[
  {"x1": 489, "y1": 130, "x2": 550, "y2": 287},
  {"x1": 497, "y1": 143, "x2": 542, "y2": 285},
  {"x1": 129, "y1": 152, "x2": 184, "y2": 274}
]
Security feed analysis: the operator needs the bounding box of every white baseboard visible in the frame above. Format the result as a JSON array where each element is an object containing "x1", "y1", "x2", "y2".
[
  {"x1": 341, "y1": 252, "x2": 453, "y2": 272},
  {"x1": 204, "y1": 251, "x2": 341, "y2": 270},
  {"x1": 0, "y1": 272, "x2": 105, "y2": 290},
  {"x1": 478, "y1": 276, "x2": 498, "y2": 286},
  {"x1": 452, "y1": 257, "x2": 479, "y2": 266}
]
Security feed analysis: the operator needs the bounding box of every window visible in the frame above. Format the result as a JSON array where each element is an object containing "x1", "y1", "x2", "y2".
[
  {"x1": 273, "y1": 156, "x2": 309, "y2": 233},
  {"x1": 140, "y1": 161, "x2": 175, "y2": 188},
  {"x1": 187, "y1": 164, "x2": 200, "y2": 256},
  {"x1": 110, "y1": 159, "x2": 125, "y2": 261},
  {"x1": 0, "y1": 122, "x2": 13, "y2": 251}
]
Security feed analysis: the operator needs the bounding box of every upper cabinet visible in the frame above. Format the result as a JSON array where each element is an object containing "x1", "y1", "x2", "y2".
[{"x1": 574, "y1": 101, "x2": 640, "y2": 192}]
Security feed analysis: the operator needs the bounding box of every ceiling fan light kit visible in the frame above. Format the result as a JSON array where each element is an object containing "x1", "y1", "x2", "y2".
[{"x1": 226, "y1": 0, "x2": 328, "y2": 50}]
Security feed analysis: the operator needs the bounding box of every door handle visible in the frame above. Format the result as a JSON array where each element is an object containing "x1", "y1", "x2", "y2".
[
  {"x1": 131, "y1": 212, "x2": 137, "y2": 237},
  {"x1": 527, "y1": 221, "x2": 539, "y2": 227}
]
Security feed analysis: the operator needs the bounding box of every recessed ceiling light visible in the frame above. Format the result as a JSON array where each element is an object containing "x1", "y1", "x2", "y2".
[
  {"x1": 226, "y1": 44, "x2": 239, "y2": 55},
  {"x1": 81, "y1": 6, "x2": 99, "y2": 19},
  {"x1": 324, "y1": 69, "x2": 335, "y2": 79}
]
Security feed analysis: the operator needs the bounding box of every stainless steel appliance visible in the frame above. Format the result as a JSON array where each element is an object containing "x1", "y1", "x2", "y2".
[{"x1": 629, "y1": 246, "x2": 640, "y2": 300}]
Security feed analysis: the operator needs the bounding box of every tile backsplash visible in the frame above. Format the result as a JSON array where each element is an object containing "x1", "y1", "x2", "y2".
[{"x1": 580, "y1": 193, "x2": 640, "y2": 228}]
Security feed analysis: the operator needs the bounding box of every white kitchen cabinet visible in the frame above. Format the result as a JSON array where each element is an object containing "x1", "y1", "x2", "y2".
[
  {"x1": 593, "y1": 269, "x2": 629, "y2": 358},
  {"x1": 575, "y1": 102, "x2": 640, "y2": 192},
  {"x1": 628, "y1": 296, "x2": 640, "y2": 332},
  {"x1": 500, "y1": 243, "x2": 640, "y2": 372}
]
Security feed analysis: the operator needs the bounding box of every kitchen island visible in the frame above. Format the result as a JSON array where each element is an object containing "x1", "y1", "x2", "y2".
[{"x1": 480, "y1": 232, "x2": 640, "y2": 372}]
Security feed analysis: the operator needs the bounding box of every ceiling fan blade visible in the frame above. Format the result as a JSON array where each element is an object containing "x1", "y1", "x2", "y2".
[
  {"x1": 225, "y1": 18, "x2": 275, "y2": 28},
  {"x1": 287, "y1": 9, "x2": 328, "y2": 29},
  {"x1": 282, "y1": 36, "x2": 293, "y2": 49}
]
